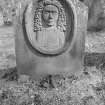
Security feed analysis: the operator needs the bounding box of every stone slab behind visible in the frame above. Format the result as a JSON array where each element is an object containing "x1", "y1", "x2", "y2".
[{"x1": 0, "y1": 26, "x2": 16, "y2": 70}]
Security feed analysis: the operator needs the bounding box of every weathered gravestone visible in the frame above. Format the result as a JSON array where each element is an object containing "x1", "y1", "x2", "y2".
[{"x1": 15, "y1": 0, "x2": 88, "y2": 79}]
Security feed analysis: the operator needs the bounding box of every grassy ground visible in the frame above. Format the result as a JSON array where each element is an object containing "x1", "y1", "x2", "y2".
[{"x1": 0, "y1": 66, "x2": 105, "y2": 105}]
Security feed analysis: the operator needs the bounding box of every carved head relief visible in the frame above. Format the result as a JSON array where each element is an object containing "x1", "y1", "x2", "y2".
[
  {"x1": 42, "y1": 5, "x2": 59, "y2": 27},
  {"x1": 25, "y1": 0, "x2": 69, "y2": 55}
]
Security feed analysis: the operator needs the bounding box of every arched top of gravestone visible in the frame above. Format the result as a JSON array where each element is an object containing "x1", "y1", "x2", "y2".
[{"x1": 22, "y1": 0, "x2": 87, "y2": 56}]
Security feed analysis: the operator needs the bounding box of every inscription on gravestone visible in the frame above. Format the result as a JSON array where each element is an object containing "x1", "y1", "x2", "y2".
[{"x1": 15, "y1": 0, "x2": 88, "y2": 79}]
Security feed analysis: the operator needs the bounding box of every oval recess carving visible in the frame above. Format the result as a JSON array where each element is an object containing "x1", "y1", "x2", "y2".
[{"x1": 24, "y1": 0, "x2": 74, "y2": 55}]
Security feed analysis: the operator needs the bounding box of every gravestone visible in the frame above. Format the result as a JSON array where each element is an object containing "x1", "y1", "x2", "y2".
[
  {"x1": 15, "y1": 0, "x2": 88, "y2": 79},
  {"x1": 0, "y1": 11, "x2": 4, "y2": 26}
]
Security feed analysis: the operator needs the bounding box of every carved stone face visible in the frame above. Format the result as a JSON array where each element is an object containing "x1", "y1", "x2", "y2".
[{"x1": 42, "y1": 5, "x2": 59, "y2": 27}]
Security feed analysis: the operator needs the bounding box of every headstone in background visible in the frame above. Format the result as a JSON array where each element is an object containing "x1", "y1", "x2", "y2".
[
  {"x1": 81, "y1": 0, "x2": 105, "y2": 32},
  {"x1": 0, "y1": 11, "x2": 4, "y2": 26},
  {"x1": 83, "y1": 0, "x2": 105, "y2": 63},
  {"x1": 0, "y1": 26, "x2": 16, "y2": 70},
  {"x1": 15, "y1": 0, "x2": 88, "y2": 80}
]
